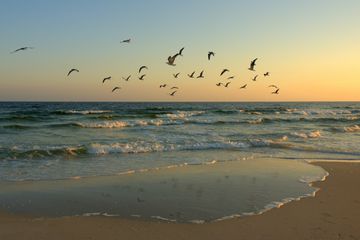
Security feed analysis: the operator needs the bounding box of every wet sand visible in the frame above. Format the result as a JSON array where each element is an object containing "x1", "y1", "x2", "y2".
[{"x1": 0, "y1": 161, "x2": 359, "y2": 240}]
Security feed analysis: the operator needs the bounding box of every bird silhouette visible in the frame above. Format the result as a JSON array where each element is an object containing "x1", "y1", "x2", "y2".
[
  {"x1": 220, "y1": 69, "x2": 229, "y2": 76},
  {"x1": 268, "y1": 85, "x2": 278, "y2": 89},
  {"x1": 138, "y1": 74, "x2": 146, "y2": 80},
  {"x1": 224, "y1": 82, "x2": 231, "y2": 88},
  {"x1": 159, "y1": 84, "x2": 167, "y2": 88},
  {"x1": 67, "y1": 68, "x2": 79, "y2": 76},
  {"x1": 272, "y1": 89, "x2": 280, "y2": 94},
  {"x1": 239, "y1": 84, "x2": 247, "y2": 89},
  {"x1": 122, "y1": 75, "x2": 131, "y2": 81},
  {"x1": 171, "y1": 86, "x2": 179, "y2": 90},
  {"x1": 248, "y1": 58, "x2": 258, "y2": 71},
  {"x1": 173, "y1": 73, "x2": 180, "y2": 78},
  {"x1": 169, "y1": 91, "x2": 177, "y2": 96},
  {"x1": 188, "y1": 71, "x2": 195, "y2": 78},
  {"x1": 197, "y1": 70, "x2": 204, "y2": 78},
  {"x1": 208, "y1": 51, "x2": 215, "y2": 60},
  {"x1": 167, "y1": 53, "x2": 179, "y2": 66},
  {"x1": 102, "y1": 76, "x2": 111, "y2": 83},
  {"x1": 10, "y1": 47, "x2": 34, "y2": 54},
  {"x1": 178, "y1": 47, "x2": 185, "y2": 56},
  {"x1": 112, "y1": 87, "x2": 121, "y2": 92},
  {"x1": 121, "y1": 39, "x2": 131, "y2": 43},
  {"x1": 216, "y1": 82, "x2": 223, "y2": 87},
  {"x1": 252, "y1": 75, "x2": 258, "y2": 81},
  {"x1": 264, "y1": 72, "x2": 270, "y2": 77},
  {"x1": 139, "y1": 66, "x2": 148, "y2": 73},
  {"x1": 227, "y1": 76, "x2": 235, "y2": 80}
]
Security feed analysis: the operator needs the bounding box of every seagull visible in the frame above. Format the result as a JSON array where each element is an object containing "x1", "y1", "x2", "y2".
[
  {"x1": 197, "y1": 70, "x2": 204, "y2": 78},
  {"x1": 159, "y1": 84, "x2": 167, "y2": 88},
  {"x1": 121, "y1": 39, "x2": 131, "y2": 43},
  {"x1": 178, "y1": 47, "x2": 185, "y2": 56},
  {"x1": 272, "y1": 88, "x2": 280, "y2": 94},
  {"x1": 252, "y1": 75, "x2": 258, "y2": 81},
  {"x1": 264, "y1": 72, "x2": 270, "y2": 77},
  {"x1": 188, "y1": 71, "x2": 195, "y2": 78},
  {"x1": 268, "y1": 85, "x2": 278, "y2": 89},
  {"x1": 112, "y1": 87, "x2": 121, "y2": 92},
  {"x1": 169, "y1": 91, "x2": 177, "y2": 96},
  {"x1": 122, "y1": 75, "x2": 131, "y2": 81},
  {"x1": 103, "y1": 77, "x2": 111, "y2": 83},
  {"x1": 216, "y1": 82, "x2": 223, "y2": 86},
  {"x1": 227, "y1": 76, "x2": 235, "y2": 80},
  {"x1": 248, "y1": 58, "x2": 258, "y2": 71},
  {"x1": 139, "y1": 66, "x2": 148, "y2": 73},
  {"x1": 224, "y1": 82, "x2": 231, "y2": 88},
  {"x1": 171, "y1": 86, "x2": 179, "y2": 90},
  {"x1": 220, "y1": 69, "x2": 229, "y2": 76},
  {"x1": 10, "y1": 47, "x2": 34, "y2": 54},
  {"x1": 138, "y1": 74, "x2": 146, "y2": 80},
  {"x1": 208, "y1": 51, "x2": 215, "y2": 60},
  {"x1": 67, "y1": 68, "x2": 79, "y2": 76},
  {"x1": 173, "y1": 73, "x2": 180, "y2": 78},
  {"x1": 239, "y1": 84, "x2": 247, "y2": 89},
  {"x1": 167, "y1": 53, "x2": 179, "y2": 66}
]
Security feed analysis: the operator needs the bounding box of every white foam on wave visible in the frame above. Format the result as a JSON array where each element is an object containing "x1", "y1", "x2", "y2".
[
  {"x1": 291, "y1": 130, "x2": 321, "y2": 139},
  {"x1": 79, "y1": 121, "x2": 128, "y2": 129},
  {"x1": 65, "y1": 110, "x2": 113, "y2": 115},
  {"x1": 248, "y1": 118, "x2": 263, "y2": 124},
  {"x1": 161, "y1": 111, "x2": 205, "y2": 120},
  {"x1": 344, "y1": 125, "x2": 360, "y2": 132},
  {"x1": 89, "y1": 142, "x2": 170, "y2": 154},
  {"x1": 151, "y1": 216, "x2": 176, "y2": 222}
]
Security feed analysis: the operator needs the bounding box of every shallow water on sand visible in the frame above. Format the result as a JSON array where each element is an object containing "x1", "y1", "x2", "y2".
[{"x1": 0, "y1": 158, "x2": 326, "y2": 223}]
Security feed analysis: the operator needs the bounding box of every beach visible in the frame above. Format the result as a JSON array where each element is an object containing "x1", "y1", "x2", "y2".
[{"x1": 1, "y1": 161, "x2": 359, "y2": 240}]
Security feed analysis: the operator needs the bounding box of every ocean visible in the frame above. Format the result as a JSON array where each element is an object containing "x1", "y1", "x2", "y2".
[{"x1": 0, "y1": 102, "x2": 359, "y2": 222}]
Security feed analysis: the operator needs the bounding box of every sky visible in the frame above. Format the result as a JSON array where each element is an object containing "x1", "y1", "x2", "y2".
[{"x1": 0, "y1": 0, "x2": 359, "y2": 101}]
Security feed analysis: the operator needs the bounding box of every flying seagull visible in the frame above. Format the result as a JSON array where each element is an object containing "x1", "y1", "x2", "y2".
[
  {"x1": 11, "y1": 47, "x2": 34, "y2": 54},
  {"x1": 159, "y1": 84, "x2": 167, "y2": 88},
  {"x1": 122, "y1": 75, "x2": 131, "y2": 81},
  {"x1": 121, "y1": 39, "x2": 131, "y2": 43},
  {"x1": 169, "y1": 91, "x2": 177, "y2": 96},
  {"x1": 139, "y1": 74, "x2": 146, "y2": 80},
  {"x1": 167, "y1": 53, "x2": 179, "y2": 66},
  {"x1": 208, "y1": 51, "x2": 215, "y2": 60},
  {"x1": 264, "y1": 72, "x2": 270, "y2": 77},
  {"x1": 268, "y1": 85, "x2": 278, "y2": 89},
  {"x1": 197, "y1": 70, "x2": 204, "y2": 79},
  {"x1": 139, "y1": 66, "x2": 148, "y2": 73},
  {"x1": 188, "y1": 71, "x2": 195, "y2": 78},
  {"x1": 224, "y1": 82, "x2": 231, "y2": 88},
  {"x1": 216, "y1": 82, "x2": 223, "y2": 86},
  {"x1": 220, "y1": 69, "x2": 229, "y2": 76},
  {"x1": 171, "y1": 86, "x2": 179, "y2": 90},
  {"x1": 112, "y1": 87, "x2": 121, "y2": 92},
  {"x1": 272, "y1": 88, "x2": 280, "y2": 94},
  {"x1": 248, "y1": 58, "x2": 258, "y2": 71},
  {"x1": 178, "y1": 47, "x2": 185, "y2": 56},
  {"x1": 103, "y1": 76, "x2": 111, "y2": 83},
  {"x1": 173, "y1": 73, "x2": 180, "y2": 78},
  {"x1": 227, "y1": 76, "x2": 235, "y2": 80},
  {"x1": 252, "y1": 75, "x2": 258, "y2": 81},
  {"x1": 67, "y1": 68, "x2": 79, "y2": 76},
  {"x1": 239, "y1": 84, "x2": 247, "y2": 89}
]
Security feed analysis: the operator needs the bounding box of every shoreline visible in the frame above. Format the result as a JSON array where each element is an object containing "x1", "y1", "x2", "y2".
[{"x1": 1, "y1": 161, "x2": 359, "y2": 240}]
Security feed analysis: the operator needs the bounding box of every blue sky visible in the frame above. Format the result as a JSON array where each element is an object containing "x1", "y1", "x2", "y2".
[{"x1": 1, "y1": 0, "x2": 359, "y2": 101}]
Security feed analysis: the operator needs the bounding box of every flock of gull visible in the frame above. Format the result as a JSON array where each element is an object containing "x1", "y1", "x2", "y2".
[{"x1": 10, "y1": 40, "x2": 280, "y2": 97}]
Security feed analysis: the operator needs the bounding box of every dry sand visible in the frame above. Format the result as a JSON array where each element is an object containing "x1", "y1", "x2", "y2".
[{"x1": 0, "y1": 162, "x2": 359, "y2": 240}]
